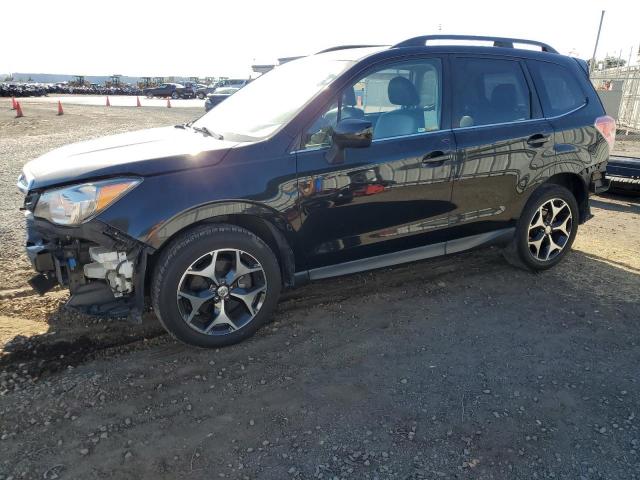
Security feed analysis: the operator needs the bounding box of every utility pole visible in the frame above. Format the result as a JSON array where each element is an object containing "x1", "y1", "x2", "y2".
[{"x1": 590, "y1": 10, "x2": 605, "y2": 73}]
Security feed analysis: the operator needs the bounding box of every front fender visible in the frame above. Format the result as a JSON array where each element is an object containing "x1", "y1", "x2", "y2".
[{"x1": 145, "y1": 200, "x2": 295, "y2": 250}]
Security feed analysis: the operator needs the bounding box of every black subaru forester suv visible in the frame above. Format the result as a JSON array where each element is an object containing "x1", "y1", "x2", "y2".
[{"x1": 18, "y1": 35, "x2": 615, "y2": 348}]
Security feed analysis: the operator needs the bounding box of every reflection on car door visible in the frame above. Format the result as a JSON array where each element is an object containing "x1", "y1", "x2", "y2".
[
  {"x1": 295, "y1": 56, "x2": 457, "y2": 273},
  {"x1": 449, "y1": 56, "x2": 554, "y2": 246}
]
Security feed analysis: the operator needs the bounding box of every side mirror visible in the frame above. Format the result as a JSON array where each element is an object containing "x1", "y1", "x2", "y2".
[
  {"x1": 326, "y1": 118, "x2": 373, "y2": 165},
  {"x1": 332, "y1": 118, "x2": 373, "y2": 149}
]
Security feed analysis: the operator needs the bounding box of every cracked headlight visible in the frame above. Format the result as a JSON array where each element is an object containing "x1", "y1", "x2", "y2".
[{"x1": 34, "y1": 178, "x2": 141, "y2": 225}]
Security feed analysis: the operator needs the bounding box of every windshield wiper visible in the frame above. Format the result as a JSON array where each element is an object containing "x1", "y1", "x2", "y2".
[
  {"x1": 192, "y1": 125, "x2": 224, "y2": 140},
  {"x1": 175, "y1": 122, "x2": 224, "y2": 140}
]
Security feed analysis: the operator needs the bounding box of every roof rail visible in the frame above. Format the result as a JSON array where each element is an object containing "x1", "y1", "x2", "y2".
[
  {"x1": 316, "y1": 44, "x2": 386, "y2": 54},
  {"x1": 392, "y1": 35, "x2": 558, "y2": 54}
]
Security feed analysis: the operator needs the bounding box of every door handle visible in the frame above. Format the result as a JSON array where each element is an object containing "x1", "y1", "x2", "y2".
[
  {"x1": 422, "y1": 151, "x2": 452, "y2": 166},
  {"x1": 526, "y1": 133, "x2": 551, "y2": 147}
]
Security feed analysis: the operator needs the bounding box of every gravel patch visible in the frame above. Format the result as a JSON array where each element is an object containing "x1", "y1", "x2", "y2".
[{"x1": 0, "y1": 101, "x2": 638, "y2": 479}]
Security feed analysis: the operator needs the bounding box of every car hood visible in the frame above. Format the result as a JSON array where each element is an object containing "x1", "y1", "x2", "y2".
[{"x1": 22, "y1": 126, "x2": 238, "y2": 190}]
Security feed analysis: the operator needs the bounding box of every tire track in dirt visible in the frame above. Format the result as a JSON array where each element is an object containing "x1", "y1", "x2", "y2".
[{"x1": 0, "y1": 249, "x2": 501, "y2": 383}]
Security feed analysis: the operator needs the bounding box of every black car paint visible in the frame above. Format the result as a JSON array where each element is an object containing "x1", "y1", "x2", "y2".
[
  {"x1": 22, "y1": 44, "x2": 609, "y2": 302},
  {"x1": 606, "y1": 155, "x2": 640, "y2": 192},
  {"x1": 23, "y1": 127, "x2": 237, "y2": 189},
  {"x1": 607, "y1": 156, "x2": 640, "y2": 179}
]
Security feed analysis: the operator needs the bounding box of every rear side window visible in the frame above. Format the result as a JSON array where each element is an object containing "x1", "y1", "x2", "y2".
[
  {"x1": 527, "y1": 61, "x2": 586, "y2": 117},
  {"x1": 452, "y1": 57, "x2": 531, "y2": 128}
]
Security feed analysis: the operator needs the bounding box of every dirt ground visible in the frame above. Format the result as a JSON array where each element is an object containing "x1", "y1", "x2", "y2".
[{"x1": 0, "y1": 100, "x2": 639, "y2": 480}]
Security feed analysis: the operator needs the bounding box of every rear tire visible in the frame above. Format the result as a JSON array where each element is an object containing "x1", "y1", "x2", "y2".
[
  {"x1": 171, "y1": 91, "x2": 179, "y2": 100},
  {"x1": 503, "y1": 184, "x2": 579, "y2": 271},
  {"x1": 151, "y1": 224, "x2": 282, "y2": 348}
]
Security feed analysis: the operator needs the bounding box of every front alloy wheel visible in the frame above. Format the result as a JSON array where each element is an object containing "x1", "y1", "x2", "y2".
[
  {"x1": 151, "y1": 224, "x2": 282, "y2": 348},
  {"x1": 177, "y1": 249, "x2": 267, "y2": 335}
]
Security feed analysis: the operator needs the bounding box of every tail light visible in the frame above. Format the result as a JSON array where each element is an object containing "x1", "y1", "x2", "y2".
[{"x1": 595, "y1": 115, "x2": 616, "y2": 152}]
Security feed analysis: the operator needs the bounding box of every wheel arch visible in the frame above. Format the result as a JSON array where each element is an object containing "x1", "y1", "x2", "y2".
[
  {"x1": 144, "y1": 201, "x2": 297, "y2": 292},
  {"x1": 544, "y1": 172, "x2": 589, "y2": 223}
]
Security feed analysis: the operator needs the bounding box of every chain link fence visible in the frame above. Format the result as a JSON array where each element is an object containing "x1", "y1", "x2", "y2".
[{"x1": 591, "y1": 66, "x2": 640, "y2": 158}]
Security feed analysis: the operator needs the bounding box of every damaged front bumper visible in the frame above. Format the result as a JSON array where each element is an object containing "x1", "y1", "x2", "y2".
[{"x1": 25, "y1": 213, "x2": 152, "y2": 323}]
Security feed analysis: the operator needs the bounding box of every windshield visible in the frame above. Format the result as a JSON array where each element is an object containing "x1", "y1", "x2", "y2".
[{"x1": 194, "y1": 56, "x2": 356, "y2": 141}]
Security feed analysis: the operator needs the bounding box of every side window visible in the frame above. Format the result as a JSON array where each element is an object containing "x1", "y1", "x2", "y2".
[
  {"x1": 302, "y1": 58, "x2": 442, "y2": 149},
  {"x1": 452, "y1": 58, "x2": 531, "y2": 128},
  {"x1": 302, "y1": 100, "x2": 339, "y2": 149},
  {"x1": 527, "y1": 61, "x2": 586, "y2": 117}
]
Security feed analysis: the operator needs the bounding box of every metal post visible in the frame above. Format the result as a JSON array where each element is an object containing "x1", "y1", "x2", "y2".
[{"x1": 590, "y1": 10, "x2": 605, "y2": 72}]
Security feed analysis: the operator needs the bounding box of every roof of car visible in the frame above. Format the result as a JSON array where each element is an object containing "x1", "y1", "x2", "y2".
[
  {"x1": 315, "y1": 36, "x2": 571, "y2": 64},
  {"x1": 315, "y1": 46, "x2": 388, "y2": 61}
]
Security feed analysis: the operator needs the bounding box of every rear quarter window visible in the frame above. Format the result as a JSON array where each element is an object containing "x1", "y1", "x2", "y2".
[{"x1": 527, "y1": 60, "x2": 586, "y2": 117}]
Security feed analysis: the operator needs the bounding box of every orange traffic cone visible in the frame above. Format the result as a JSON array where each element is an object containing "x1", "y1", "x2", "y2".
[
  {"x1": 106, "y1": 96, "x2": 111, "y2": 107},
  {"x1": 11, "y1": 96, "x2": 17, "y2": 110},
  {"x1": 15, "y1": 101, "x2": 23, "y2": 118},
  {"x1": 166, "y1": 98, "x2": 172, "y2": 108},
  {"x1": 57, "y1": 100, "x2": 64, "y2": 116},
  {"x1": 136, "y1": 96, "x2": 141, "y2": 107}
]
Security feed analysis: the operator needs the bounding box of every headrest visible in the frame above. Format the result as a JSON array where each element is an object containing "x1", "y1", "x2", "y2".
[
  {"x1": 388, "y1": 76, "x2": 419, "y2": 106},
  {"x1": 342, "y1": 87, "x2": 357, "y2": 107}
]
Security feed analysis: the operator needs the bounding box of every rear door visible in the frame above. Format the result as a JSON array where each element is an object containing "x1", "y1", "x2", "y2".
[
  {"x1": 295, "y1": 56, "x2": 456, "y2": 272},
  {"x1": 449, "y1": 56, "x2": 554, "y2": 244},
  {"x1": 525, "y1": 59, "x2": 597, "y2": 168}
]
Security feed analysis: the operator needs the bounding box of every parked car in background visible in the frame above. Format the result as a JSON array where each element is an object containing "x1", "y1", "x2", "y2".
[
  {"x1": 217, "y1": 79, "x2": 251, "y2": 89},
  {"x1": 607, "y1": 156, "x2": 640, "y2": 193},
  {"x1": 204, "y1": 87, "x2": 239, "y2": 111},
  {"x1": 0, "y1": 83, "x2": 48, "y2": 97},
  {"x1": 182, "y1": 81, "x2": 200, "y2": 98},
  {"x1": 18, "y1": 35, "x2": 614, "y2": 348},
  {"x1": 195, "y1": 84, "x2": 217, "y2": 99},
  {"x1": 143, "y1": 83, "x2": 189, "y2": 99}
]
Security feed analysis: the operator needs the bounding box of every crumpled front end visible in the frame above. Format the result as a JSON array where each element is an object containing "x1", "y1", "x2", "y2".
[{"x1": 23, "y1": 203, "x2": 149, "y2": 322}]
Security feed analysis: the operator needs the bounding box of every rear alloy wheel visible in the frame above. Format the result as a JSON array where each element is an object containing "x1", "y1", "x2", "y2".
[
  {"x1": 152, "y1": 224, "x2": 281, "y2": 347},
  {"x1": 171, "y1": 91, "x2": 179, "y2": 100},
  {"x1": 503, "y1": 184, "x2": 579, "y2": 271},
  {"x1": 527, "y1": 198, "x2": 572, "y2": 262}
]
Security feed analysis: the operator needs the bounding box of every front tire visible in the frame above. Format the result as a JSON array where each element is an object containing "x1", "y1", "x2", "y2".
[
  {"x1": 504, "y1": 184, "x2": 579, "y2": 271},
  {"x1": 171, "y1": 91, "x2": 180, "y2": 100},
  {"x1": 151, "y1": 224, "x2": 282, "y2": 348}
]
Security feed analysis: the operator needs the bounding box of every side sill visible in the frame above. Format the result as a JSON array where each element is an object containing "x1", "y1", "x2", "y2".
[
  {"x1": 308, "y1": 242, "x2": 446, "y2": 281},
  {"x1": 445, "y1": 228, "x2": 515, "y2": 255},
  {"x1": 295, "y1": 228, "x2": 516, "y2": 283}
]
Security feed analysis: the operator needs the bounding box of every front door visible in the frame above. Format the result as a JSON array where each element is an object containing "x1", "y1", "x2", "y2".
[{"x1": 295, "y1": 56, "x2": 457, "y2": 272}]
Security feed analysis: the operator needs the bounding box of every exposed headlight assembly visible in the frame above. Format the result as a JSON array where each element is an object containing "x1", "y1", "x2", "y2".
[{"x1": 34, "y1": 178, "x2": 141, "y2": 226}]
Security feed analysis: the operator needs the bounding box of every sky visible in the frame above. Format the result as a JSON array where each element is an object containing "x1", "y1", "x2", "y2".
[{"x1": 2, "y1": 0, "x2": 639, "y2": 78}]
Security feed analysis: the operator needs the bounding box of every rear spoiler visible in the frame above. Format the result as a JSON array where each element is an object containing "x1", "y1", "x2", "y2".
[{"x1": 574, "y1": 58, "x2": 590, "y2": 77}]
